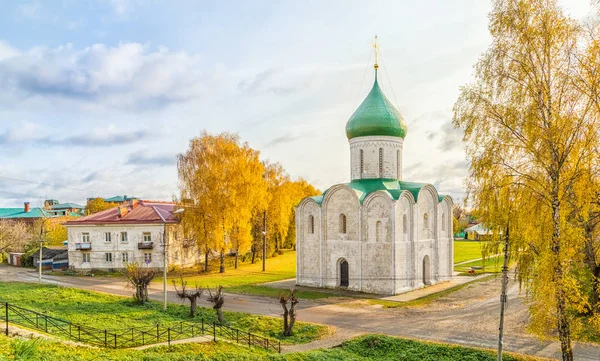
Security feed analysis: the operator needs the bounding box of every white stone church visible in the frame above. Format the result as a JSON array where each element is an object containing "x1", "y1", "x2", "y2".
[{"x1": 295, "y1": 64, "x2": 454, "y2": 295}]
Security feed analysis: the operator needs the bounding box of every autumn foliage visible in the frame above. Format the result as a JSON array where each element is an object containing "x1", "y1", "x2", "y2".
[
  {"x1": 454, "y1": 1, "x2": 600, "y2": 360},
  {"x1": 177, "y1": 132, "x2": 319, "y2": 273}
]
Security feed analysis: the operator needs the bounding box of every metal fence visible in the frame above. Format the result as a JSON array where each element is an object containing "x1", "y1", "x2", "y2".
[{"x1": 1, "y1": 302, "x2": 280, "y2": 352}]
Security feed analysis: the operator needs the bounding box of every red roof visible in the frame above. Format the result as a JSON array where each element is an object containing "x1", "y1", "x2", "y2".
[{"x1": 64, "y1": 200, "x2": 179, "y2": 225}]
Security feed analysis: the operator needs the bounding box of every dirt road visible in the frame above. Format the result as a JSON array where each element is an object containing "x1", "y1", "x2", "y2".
[{"x1": 1, "y1": 266, "x2": 598, "y2": 360}]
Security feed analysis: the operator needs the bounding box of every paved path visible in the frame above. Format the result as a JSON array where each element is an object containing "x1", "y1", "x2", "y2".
[
  {"x1": 1, "y1": 265, "x2": 599, "y2": 360},
  {"x1": 381, "y1": 274, "x2": 489, "y2": 302}
]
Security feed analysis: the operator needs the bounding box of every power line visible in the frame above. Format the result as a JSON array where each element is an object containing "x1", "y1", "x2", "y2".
[{"x1": 0, "y1": 175, "x2": 91, "y2": 193}]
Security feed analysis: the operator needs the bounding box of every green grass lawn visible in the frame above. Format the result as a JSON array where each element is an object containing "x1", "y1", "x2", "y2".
[
  {"x1": 454, "y1": 256, "x2": 505, "y2": 274},
  {"x1": 163, "y1": 250, "x2": 297, "y2": 288},
  {"x1": 0, "y1": 282, "x2": 330, "y2": 345},
  {"x1": 0, "y1": 334, "x2": 548, "y2": 361},
  {"x1": 453, "y1": 240, "x2": 486, "y2": 264}
]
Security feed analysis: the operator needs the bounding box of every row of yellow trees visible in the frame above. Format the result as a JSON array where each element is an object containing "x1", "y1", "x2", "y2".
[
  {"x1": 454, "y1": 1, "x2": 600, "y2": 360},
  {"x1": 177, "y1": 132, "x2": 319, "y2": 272}
]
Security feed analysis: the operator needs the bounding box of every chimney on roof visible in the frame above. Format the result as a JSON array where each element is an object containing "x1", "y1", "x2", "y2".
[
  {"x1": 24, "y1": 202, "x2": 30, "y2": 213},
  {"x1": 131, "y1": 199, "x2": 139, "y2": 208},
  {"x1": 118, "y1": 205, "x2": 129, "y2": 218}
]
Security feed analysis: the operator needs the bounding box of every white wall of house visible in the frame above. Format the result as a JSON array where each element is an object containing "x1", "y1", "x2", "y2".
[{"x1": 67, "y1": 223, "x2": 199, "y2": 270}]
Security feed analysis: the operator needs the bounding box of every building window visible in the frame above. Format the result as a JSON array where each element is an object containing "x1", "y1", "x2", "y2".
[
  {"x1": 339, "y1": 214, "x2": 347, "y2": 234},
  {"x1": 82, "y1": 233, "x2": 90, "y2": 243},
  {"x1": 423, "y1": 213, "x2": 429, "y2": 230},
  {"x1": 105, "y1": 253, "x2": 113, "y2": 262},
  {"x1": 122, "y1": 252, "x2": 129, "y2": 263},
  {"x1": 144, "y1": 253, "x2": 152, "y2": 263},
  {"x1": 105, "y1": 232, "x2": 111, "y2": 243},
  {"x1": 82, "y1": 253, "x2": 90, "y2": 263},
  {"x1": 403, "y1": 214, "x2": 408, "y2": 234},
  {"x1": 379, "y1": 148, "x2": 383, "y2": 177},
  {"x1": 397, "y1": 149, "x2": 400, "y2": 179},
  {"x1": 376, "y1": 221, "x2": 384, "y2": 242},
  {"x1": 308, "y1": 215, "x2": 315, "y2": 234},
  {"x1": 442, "y1": 213, "x2": 446, "y2": 231},
  {"x1": 174, "y1": 231, "x2": 178, "y2": 241},
  {"x1": 121, "y1": 232, "x2": 128, "y2": 243},
  {"x1": 143, "y1": 232, "x2": 151, "y2": 242},
  {"x1": 359, "y1": 149, "x2": 364, "y2": 177}
]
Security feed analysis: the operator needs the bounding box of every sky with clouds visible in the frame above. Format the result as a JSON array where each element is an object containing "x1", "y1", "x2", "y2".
[{"x1": 0, "y1": 0, "x2": 595, "y2": 208}]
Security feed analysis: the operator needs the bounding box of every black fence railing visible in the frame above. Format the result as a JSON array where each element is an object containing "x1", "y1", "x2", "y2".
[{"x1": 1, "y1": 302, "x2": 280, "y2": 352}]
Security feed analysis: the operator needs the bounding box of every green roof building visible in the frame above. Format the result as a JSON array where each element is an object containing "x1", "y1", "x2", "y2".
[{"x1": 296, "y1": 41, "x2": 454, "y2": 296}]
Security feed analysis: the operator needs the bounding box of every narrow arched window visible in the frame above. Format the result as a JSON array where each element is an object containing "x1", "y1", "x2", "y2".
[
  {"x1": 403, "y1": 214, "x2": 408, "y2": 234},
  {"x1": 441, "y1": 213, "x2": 446, "y2": 232},
  {"x1": 376, "y1": 221, "x2": 383, "y2": 242},
  {"x1": 397, "y1": 149, "x2": 400, "y2": 179},
  {"x1": 339, "y1": 214, "x2": 347, "y2": 234},
  {"x1": 308, "y1": 215, "x2": 315, "y2": 234},
  {"x1": 359, "y1": 149, "x2": 364, "y2": 178},
  {"x1": 423, "y1": 213, "x2": 429, "y2": 230},
  {"x1": 379, "y1": 148, "x2": 384, "y2": 177}
]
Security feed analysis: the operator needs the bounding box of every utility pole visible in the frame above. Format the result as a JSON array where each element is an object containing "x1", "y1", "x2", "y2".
[
  {"x1": 497, "y1": 225, "x2": 510, "y2": 361},
  {"x1": 262, "y1": 211, "x2": 266, "y2": 272},
  {"x1": 38, "y1": 218, "x2": 46, "y2": 283},
  {"x1": 163, "y1": 224, "x2": 168, "y2": 312}
]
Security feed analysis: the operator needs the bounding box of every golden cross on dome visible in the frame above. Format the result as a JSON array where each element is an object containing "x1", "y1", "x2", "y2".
[{"x1": 372, "y1": 35, "x2": 379, "y2": 70}]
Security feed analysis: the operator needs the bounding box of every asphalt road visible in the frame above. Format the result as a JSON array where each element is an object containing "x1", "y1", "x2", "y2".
[{"x1": 1, "y1": 265, "x2": 598, "y2": 360}]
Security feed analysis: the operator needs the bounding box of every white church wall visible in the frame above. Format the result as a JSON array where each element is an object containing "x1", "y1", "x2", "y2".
[
  {"x1": 362, "y1": 193, "x2": 394, "y2": 294},
  {"x1": 297, "y1": 200, "x2": 322, "y2": 287},
  {"x1": 322, "y1": 186, "x2": 361, "y2": 290},
  {"x1": 395, "y1": 193, "x2": 414, "y2": 292},
  {"x1": 349, "y1": 136, "x2": 404, "y2": 180}
]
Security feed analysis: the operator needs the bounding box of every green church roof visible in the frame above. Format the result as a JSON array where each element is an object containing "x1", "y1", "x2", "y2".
[
  {"x1": 345, "y1": 70, "x2": 407, "y2": 140},
  {"x1": 311, "y1": 179, "x2": 443, "y2": 205}
]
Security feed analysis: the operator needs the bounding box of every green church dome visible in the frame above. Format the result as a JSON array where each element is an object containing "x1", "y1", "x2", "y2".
[{"x1": 345, "y1": 71, "x2": 407, "y2": 139}]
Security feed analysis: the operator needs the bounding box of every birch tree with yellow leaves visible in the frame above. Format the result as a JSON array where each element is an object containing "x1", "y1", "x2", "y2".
[
  {"x1": 178, "y1": 132, "x2": 266, "y2": 273},
  {"x1": 454, "y1": 1, "x2": 599, "y2": 360}
]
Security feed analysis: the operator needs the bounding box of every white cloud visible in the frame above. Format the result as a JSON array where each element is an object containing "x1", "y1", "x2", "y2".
[{"x1": 0, "y1": 41, "x2": 208, "y2": 109}]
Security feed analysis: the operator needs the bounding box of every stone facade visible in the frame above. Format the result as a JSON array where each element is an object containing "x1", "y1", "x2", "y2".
[{"x1": 296, "y1": 134, "x2": 454, "y2": 295}]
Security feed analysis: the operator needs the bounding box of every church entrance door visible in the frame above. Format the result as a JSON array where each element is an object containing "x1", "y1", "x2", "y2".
[
  {"x1": 340, "y1": 260, "x2": 349, "y2": 287},
  {"x1": 423, "y1": 255, "x2": 431, "y2": 285}
]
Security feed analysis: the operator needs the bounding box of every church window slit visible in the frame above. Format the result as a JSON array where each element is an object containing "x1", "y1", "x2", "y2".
[
  {"x1": 339, "y1": 214, "x2": 347, "y2": 234},
  {"x1": 379, "y1": 148, "x2": 383, "y2": 177},
  {"x1": 441, "y1": 213, "x2": 446, "y2": 232},
  {"x1": 376, "y1": 221, "x2": 383, "y2": 242},
  {"x1": 308, "y1": 215, "x2": 315, "y2": 234},
  {"x1": 359, "y1": 149, "x2": 364, "y2": 178},
  {"x1": 397, "y1": 149, "x2": 400, "y2": 179}
]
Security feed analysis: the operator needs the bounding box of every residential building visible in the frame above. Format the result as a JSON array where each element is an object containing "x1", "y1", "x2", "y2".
[
  {"x1": 0, "y1": 202, "x2": 51, "y2": 223},
  {"x1": 464, "y1": 223, "x2": 491, "y2": 241},
  {"x1": 47, "y1": 202, "x2": 84, "y2": 217},
  {"x1": 65, "y1": 200, "x2": 198, "y2": 270}
]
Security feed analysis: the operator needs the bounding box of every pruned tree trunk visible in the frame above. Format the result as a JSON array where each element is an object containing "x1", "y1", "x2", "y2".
[
  {"x1": 234, "y1": 248, "x2": 239, "y2": 269},
  {"x1": 173, "y1": 277, "x2": 204, "y2": 318},
  {"x1": 279, "y1": 288, "x2": 299, "y2": 337},
  {"x1": 251, "y1": 244, "x2": 256, "y2": 264},
  {"x1": 190, "y1": 297, "x2": 197, "y2": 317},
  {"x1": 216, "y1": 307, "x2": 223, "y2": 323},
  {"x1": 208, "y1": 286, "x2": 225, "y2": 323},
  {"x1": 126, "y1": 263, "x2": 157, "y2": 304}
]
